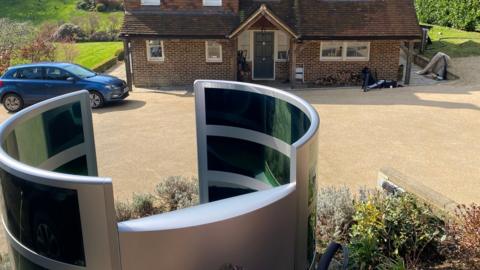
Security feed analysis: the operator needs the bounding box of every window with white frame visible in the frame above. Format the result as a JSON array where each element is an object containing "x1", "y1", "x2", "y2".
[
  {"x1": 320, "y1": 41, "x2": 370, "y2": 61},
  {"x1": 346, "y1": 42, "x2": 370, "y2": 60},
  {"x1": 238, "y1": 31, "x2": 251, "y2": 60},
  {"x1": 203, "y1": 0, "x2": 222, "y2": 6},
  {"x1": 146, "y1": 40, "x2": 164, "y2": 61},
  {"x1": 320, "y1": 42, "x2": 343, "y2": 60},
  {"x1": 141, "y1": 0, "x2": 160, "y2": 5},
  {"x1": 206, "y1": 41, "x2": 222, "y2": 62},
  {"x1": 276, "y1": 31, "x2": 290, "y2": 61}
]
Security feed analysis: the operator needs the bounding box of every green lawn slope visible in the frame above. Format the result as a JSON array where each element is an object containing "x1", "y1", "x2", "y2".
[
  {"x1": 424, "y1": 25, "x2": 480, "y2": 58},
  {"x1": 0, "y1": 0, "x2": 123, "y2": 29},
  {"x1": 56, "y1": 42, "x2": 123, "y2": 69}
]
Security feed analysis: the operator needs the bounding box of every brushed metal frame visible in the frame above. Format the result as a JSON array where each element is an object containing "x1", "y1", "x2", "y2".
[
  {"x1": 194, "y1": 80, "x2": 320, "y2": 269},
  {"x1": 0, "y1": 91, "x2": 121, "y2": 270}
]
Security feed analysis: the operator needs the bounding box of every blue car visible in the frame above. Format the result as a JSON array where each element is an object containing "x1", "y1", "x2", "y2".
[{"x1": 0, "y1": 63, "x2": 129, "y2": 112}]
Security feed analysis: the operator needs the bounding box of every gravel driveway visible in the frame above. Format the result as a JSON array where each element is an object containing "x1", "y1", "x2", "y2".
[{"x1": 1, "y1": 58, "x2": 479, "y2": 254}]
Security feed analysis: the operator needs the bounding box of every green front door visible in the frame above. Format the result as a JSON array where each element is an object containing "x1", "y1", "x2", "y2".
[{"x1": 254, "y1": 32, "x2": 274, "y2": 79}]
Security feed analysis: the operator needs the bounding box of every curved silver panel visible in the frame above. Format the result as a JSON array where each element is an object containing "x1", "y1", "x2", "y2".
[
  {"x1": 0, "y1": 91, "x2": 120, "y2": 270},
  {"x1": 0, "y1": 81, "x2": 319, "y2": 270}
]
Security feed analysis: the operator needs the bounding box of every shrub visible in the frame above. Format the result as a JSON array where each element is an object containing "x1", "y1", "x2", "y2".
[
  {"x1": 348, "y1": 193, "x2": 446, "y2": 269},
  {"x1": 115, "y1": 201, "x2": 134, "y2": 222},
  {"x1": 316, "y1": 186, "x2": 355, "y2": 250},
  {"x1": 54, "y1": 23, "x2": 86, "y2": 41},
  {"x1": 115, "y1": 48, "x2": 125, "y2": 61},
  {"x1": 76, "y1": 0, "x2": 96, "y2": 11},
  {"x1": 97, "y1": 0, "x2": 124, "y2": 11},
  {"x1": 415, "y1": 0, "x2": 480, "y2": 31},
  {"x1": 0, "y1": 253, "x2": 10, "y2": 270},
  {"x1": 89, "y1": 31, "x2": 112, "y2": 42},
  {"x1": 447, "y1": 204, "x2": 480, "y2": 268},
  {"x1": 155, "y1": 176, "x2": 199, "y2": 211},
  {"x1": 96, "y1": 3, "x2": 107, "y2": 12},
  {"x1": 132, "y1": 193, "x2": 158, "y2": 218}
]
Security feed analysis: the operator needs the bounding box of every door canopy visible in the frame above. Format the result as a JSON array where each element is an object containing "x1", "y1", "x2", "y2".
[{"x1": 229, "y1": 4, "x2": 299, "y2": 39}]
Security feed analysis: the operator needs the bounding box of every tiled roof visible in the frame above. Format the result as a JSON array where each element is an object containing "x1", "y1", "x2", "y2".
[
  {"x1": 121, "y1": 12, "x2": 239, "y2": 38},
  {"x1": 121, "y1": 0, "x2": 421, "y2": 40},
  {"x1": 297, "y1": 0, "x2": 422, "y2": 39}
]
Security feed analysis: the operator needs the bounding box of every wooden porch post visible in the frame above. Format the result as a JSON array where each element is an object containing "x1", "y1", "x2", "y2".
[
  {"x1": 405, "y1": 41, "x2": 414, "y2": 85},
  {"x1": 233, "y1": 37, "x2": 238, "y2": 81},
  {"x1": 290, "y1": 39, "x2": 297, "y2": 89},
  {"x1": 123, "y1": 39, "x2": 134, "y2": 91}
]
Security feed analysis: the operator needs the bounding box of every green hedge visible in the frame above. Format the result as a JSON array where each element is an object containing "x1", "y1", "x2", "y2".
[
  {"x1": 92, "y1": 56, "x2": 118, "y2": 73},
  {"x1": 416, "y1": 0, "x2": 480, "y2": 31}
]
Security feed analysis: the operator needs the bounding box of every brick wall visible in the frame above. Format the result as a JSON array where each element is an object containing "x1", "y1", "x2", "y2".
[
  {"x1": 124, "y1": 0, "x2": 238, "y2": 13},
  {"x1": 275, "y1": 61, "x2": 289, "y2": 81},
  {"x1": 130, "y1": 39, "x2": 236, "y2": 87},
  {"x1": 297, "y1": 40, "x2": 401, "y2": 84}
]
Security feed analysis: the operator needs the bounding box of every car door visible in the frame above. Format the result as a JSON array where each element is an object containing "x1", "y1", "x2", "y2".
[
  {"x1": 12, "y1": 67, "x2": 50, "y2": 104},
  {"x1": 44, "y1": 67, "x2": 80, "y2": 97}
]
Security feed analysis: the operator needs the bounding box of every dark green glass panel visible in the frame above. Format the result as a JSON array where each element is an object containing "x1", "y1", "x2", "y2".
[
  {"x1": 54, "y1": 156, "x2": 88, "y2": 176},
  {"x1": 208, "y1": 186, "x2": 255, "y2": 202},
  {"x1": 205, "y1": 88, "x2": 311, "y2": 144},
  {"x1": 10, "y1": 246, "x2": 48, "y2": 270},
  {"x1": 2, "y1": 102, "x2": 84, "y2": 167},
  {"x1": 207, "y1": 136, "x2": 290, "y2": 187},
  {"x1": 0, "y1": 169, "x2": 86, "y2": 266}
]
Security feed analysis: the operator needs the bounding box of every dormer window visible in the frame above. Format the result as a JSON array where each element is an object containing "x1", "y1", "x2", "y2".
[
  {"x1": 203, "y1": 0, "x2": 222, "y2": 6},
  {"x1": 141, "y1": 0, "x2": 160, "y2": 5}
]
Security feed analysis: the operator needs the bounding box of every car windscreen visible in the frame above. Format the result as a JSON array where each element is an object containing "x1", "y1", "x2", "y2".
[{"x1": 63, "y1": 65, "x2": 96, "y2": 79}]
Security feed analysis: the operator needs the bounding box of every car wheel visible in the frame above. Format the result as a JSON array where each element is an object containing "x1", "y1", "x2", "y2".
[
  {"x1": 89, "y1": 91, "x2": 104, "y2": 109},
  {"x1": 2, "y1": 93, "x2": 24, "y2": 113},
  {"x1": 33, "y1": 212, "x2": 62, "y2": 260}
]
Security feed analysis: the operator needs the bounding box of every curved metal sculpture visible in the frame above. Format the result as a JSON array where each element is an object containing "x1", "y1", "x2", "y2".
[{"x1": 0, "y1": 81, "x2": 319, "y2": 270}]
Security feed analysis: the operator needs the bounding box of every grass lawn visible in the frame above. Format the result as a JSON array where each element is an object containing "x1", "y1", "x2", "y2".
[
  {"x1": 56, "y1": 42, "x2": 123, "y2": 69},
  {"x1": 0, "y1": 0, "x2": 123, "y2": 30},
  {"x1": 424, "y1": 25, "x2": 480, "y2": 58}
]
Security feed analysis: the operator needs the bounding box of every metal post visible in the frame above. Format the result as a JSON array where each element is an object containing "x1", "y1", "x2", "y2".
[
  {"x1": 405, "y1": 41, "x2": 414, "y2": 85},
  {"x1": 123, "y1": 39, "x2": 133, "y2": 91},
  {"x1": 290, "y1": 39, "x2": 297, "y2": 88}
]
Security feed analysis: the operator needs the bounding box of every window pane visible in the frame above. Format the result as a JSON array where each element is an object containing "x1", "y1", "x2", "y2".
[
  {"x1": 208, "y1": 186, "x2": 255, "y2": 202},
  {"x1": 54, "y1": 155, "x2": 89, "y2": 176},
  {"x1": 205, "y1": 88, "x2": 311, "y2": 144},
  {"x1": 277, "y1": 32, "x2": 289, "y2": 60},
  {"x1": 347, "y1": 43, "x2": 369, "y2": 58},
  {"x1": 148, "y1": 40, "x2": 160, "y2": 46},
  {"x1": 277, "y1": 50, "x2": 288, "y2": 60},
  {"x1": 15, "y1": 68, "x2": 43, "y2": 80},
  {"x1": 0, "y1": 169, "x2": 86, "y2": 266},
  {"x1": 2, "y1": 102, "x2": 84, "y2": 167},
  {"x1": 204, "y1": 0, "x2": 221, "y2": 6},
  {"x1": 45, "y1": 68, "x2": 69, "y2": 81},
  {"x1": 321, "y1": 43, "x2": 343, "y2": 57},
  {"x1": 141, "y1": 0, "x2": 160, "y2": 5},
  {"x1": 238, "y1": 32, "x2": 250, "y2": 59},
  {"x1": 207, "y1": 42, "x2": 221, "y2": 59},
  {"x1": 207, "y1": 136, "x2": 290, "y2": 187},
  {"x1": 149, "y1": 46, "x2": 163, "y2": 58}
]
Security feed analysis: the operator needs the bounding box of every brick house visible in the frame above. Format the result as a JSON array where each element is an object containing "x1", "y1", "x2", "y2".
[{"x1": 120, "y1": 0, "x2": 421, "y2": 88}]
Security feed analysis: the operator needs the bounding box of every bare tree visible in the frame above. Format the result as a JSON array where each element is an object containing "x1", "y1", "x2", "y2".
[{"x1": 0, "y1": 19, "x2": 35, "y2": 73}]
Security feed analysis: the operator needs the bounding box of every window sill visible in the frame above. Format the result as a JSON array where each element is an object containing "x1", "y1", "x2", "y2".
[
  {"x1": 147, "y1": 58, "x2": 165, "y2": 62},
  {"x1": 320, "y1": 58, "x2": 343, "y2": 62},
  {"x1": 206, "y1": 60, "x2": 223, "y2": 63}
]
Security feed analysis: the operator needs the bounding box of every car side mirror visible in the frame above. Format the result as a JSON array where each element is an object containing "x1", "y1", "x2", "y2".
[{"x1": 67, "y1": 77, "x2": 76, "y2": 83}]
